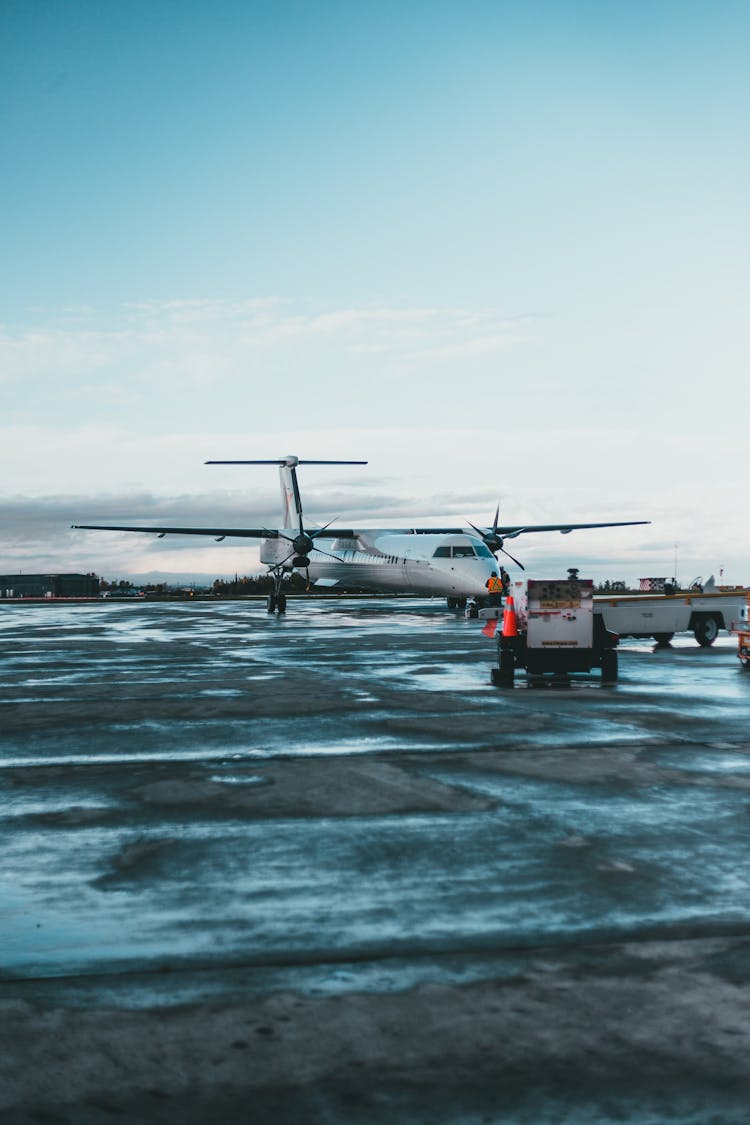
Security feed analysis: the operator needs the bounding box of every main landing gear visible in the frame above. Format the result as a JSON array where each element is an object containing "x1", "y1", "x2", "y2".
[{"x1": 267, "y1": 569, "x2": 288, "y2": 615}]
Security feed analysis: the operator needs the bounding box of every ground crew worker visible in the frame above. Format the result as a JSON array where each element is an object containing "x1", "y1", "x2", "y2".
[{"x1": 486, "y1": 573, "x2": 504, "y2": 605}]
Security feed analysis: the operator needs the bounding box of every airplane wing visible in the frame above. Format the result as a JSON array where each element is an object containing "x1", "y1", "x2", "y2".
[
  {"x1": 71, "y1": 524, "x2": 359, "y2": 538},
  {"x1": 368, "y1": 521, "x2": 650, "y2": 538},
  {"x1": 72, "y1": 520, "x2": 648, "y2": 541},
  {"x1": 480, "y1": 520, "x2": 649, "y2": 539}
]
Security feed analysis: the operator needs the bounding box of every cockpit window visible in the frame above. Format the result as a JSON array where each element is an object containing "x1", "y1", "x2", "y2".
[
  {"x1": 474, "y1": 543, "x2": 494, "y2": 558},
  {"x1": 433, "y1": 544, "x2": 482, "y2": 558}
]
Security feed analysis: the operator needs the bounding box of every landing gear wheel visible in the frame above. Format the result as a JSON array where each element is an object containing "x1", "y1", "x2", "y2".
[
  {"x1": 739, "y1": 649, "x2": 750, "y2": 669},
  {"x1": 276, "y1": 592, "x2": 287, "y2": 615},
  {"x1": 266, "y1": 594, "x2": 277, "y2": 614},
  {"x1": 447, "y1": 597, "x2": 458, "y2": 610},
  {"x1": 653, "y1": 632, "x2": 674, "y2": 647},
  {"x1": 601, "y1": 649, "x2": 618, "y2": 683},
  {"x1": 466, "y1": 601, "x2": 479, "y2": 619},
  {"x1": 693, "y1": 616, "x2": 719, "y2": 647}
]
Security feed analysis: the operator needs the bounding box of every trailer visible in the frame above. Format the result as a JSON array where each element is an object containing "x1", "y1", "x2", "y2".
[
  {"x1": 491, "y1": 573, "x2": 618, "y2": 687},
  {"x1": 594, "y1": 586, "x2": 747, "y2": 647}
]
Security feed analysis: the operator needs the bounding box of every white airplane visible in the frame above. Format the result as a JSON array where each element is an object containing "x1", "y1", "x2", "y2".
[{"x1": 73, "y1": 455, "x2": 649, "y2": 613}]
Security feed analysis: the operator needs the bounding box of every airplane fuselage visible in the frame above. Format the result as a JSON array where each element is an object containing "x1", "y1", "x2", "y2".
[{"x1": 262, "y1": 531, "x2": 498, "y2": 598}]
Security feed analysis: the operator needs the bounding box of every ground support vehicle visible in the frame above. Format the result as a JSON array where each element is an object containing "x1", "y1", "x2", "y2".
[
  {"x1": 732, "y1": 593, "x2": 750, "y2": 670},
  {"x1": 595, "y1": 587, "x2": 747, "y2": 647},
  {"x1": 491, "y1": 576, "x2": 619, "y2": 688}
]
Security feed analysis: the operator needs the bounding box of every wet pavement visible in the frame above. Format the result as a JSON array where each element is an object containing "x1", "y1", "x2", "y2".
[{"x1": 1, "y1": 598, "x2": 750, "y2": 1122}]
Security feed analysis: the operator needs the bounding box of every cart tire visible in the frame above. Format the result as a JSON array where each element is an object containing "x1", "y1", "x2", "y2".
[
  {"x1": 601, "y1": 649, "x2": 618, "y2": 683},
  {"x1": 498, "y1": 648, "x2": 515, "y2": 687},
  {"x1": 740, "y1": 651, "x2": 750, "y2": 669},
  {"x1": 653, "y1": 632, "x2": 674, "y2": 646},
  {"x1": 693, "y1": 616, "x2": 719, "y2": 647}
]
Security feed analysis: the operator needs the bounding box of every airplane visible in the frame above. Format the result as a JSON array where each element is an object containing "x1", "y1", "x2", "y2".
[{"x1": 73, "y1": 455, "x2": 649, "y2": 613}]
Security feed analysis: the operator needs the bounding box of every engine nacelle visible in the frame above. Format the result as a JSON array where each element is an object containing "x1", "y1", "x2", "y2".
[{"x1": 260, "y1": 537, "x2": 290, "y2": 566}]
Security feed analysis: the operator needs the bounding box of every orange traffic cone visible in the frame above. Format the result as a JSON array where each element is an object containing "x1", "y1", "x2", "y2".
[{"x1": 502, "y1": 595, "x2": 519, "y2": 638}]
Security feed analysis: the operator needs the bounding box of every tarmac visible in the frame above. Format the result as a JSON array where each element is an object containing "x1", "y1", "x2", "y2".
[{"x1": 1, "y1": 597, "x2": 750, "y2": 1122}]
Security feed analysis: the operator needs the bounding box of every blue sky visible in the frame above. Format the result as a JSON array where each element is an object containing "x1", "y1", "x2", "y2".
[{"x1": 2, "y1": 1, "x2": 749, "y2": 583}]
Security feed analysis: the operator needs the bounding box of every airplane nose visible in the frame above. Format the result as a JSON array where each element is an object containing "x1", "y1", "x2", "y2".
[{"x1": 460, "y1": 560, "x2": 497, "y2": 596}]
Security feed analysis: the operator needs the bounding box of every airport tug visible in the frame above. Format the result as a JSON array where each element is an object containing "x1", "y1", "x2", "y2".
[{"x1": 489, "y1": 570, "x2": 619, "y2": 687}]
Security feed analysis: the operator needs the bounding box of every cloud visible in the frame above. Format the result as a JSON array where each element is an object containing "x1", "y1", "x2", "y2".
[
  {"x1": 0, "y1": 299, "x2": 531, "y2": 408},
  {"x1": 1, "y1": 328, "x2": 748, "y2": 589},
  {"x1": 2, "y1": 461, "x2": 746, "y2": 587}
]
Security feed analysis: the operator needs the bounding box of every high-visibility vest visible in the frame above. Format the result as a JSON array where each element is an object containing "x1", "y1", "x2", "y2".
[{"x1": 486, "y1": 575, "x2": 503, "y2": 593}]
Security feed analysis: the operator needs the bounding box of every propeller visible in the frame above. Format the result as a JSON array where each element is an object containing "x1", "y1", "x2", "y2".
[
  {"x1": 467, "y1": 504, "x2": 526, "y2": 570},
  {"x1": 276, "y1": 517, "x2": 344, "y2": 586}
]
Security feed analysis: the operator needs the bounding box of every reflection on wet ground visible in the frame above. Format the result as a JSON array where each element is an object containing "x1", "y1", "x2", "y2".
[
  {"x1": 3, "y1": 598, "x2": 750, "y2": 1122},
  {"x1": 2, "y1": 597, "x2": 749, "y2": 1003}
]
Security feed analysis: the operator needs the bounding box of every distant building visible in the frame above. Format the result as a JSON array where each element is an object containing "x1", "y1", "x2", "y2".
[{"x1": 0, "y1": 573, "x2": 99, "y2": 598}]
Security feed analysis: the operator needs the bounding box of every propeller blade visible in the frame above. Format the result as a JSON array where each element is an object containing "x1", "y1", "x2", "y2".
[
  {"x1": 467, "y1": 516, "x2": 503, "y2": 553},
  {"x1": 311, "y1": 517, "x2": 339, "y2": 539},
  {"x1": 466, "y1": 519, "x2": 486, "y2": 539},
  {"x1": 492, "y1": 504, "x2": 500, "y2": 536},
  {"x1": 501, "y1": 546, "x2": 525, "y2": 570},
  {"x1": 310, "y1": 545, "x2": 345, "y2": 564}
]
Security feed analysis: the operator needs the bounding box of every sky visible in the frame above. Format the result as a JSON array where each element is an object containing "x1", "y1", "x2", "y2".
[{"x1": 2, "y1": 0, "x2": 749, "y2": 586}]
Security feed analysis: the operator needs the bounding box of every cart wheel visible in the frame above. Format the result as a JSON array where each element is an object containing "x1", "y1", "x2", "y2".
[
  {"x1": 499, "y1": 648, "x2": 515, "y2": 687},
  {"x1": 693, "y1": 616, "x2": 719, "y2": 646},
  {"x1": 653, "y1": 632, "x2": 674, "y2": 646},
  {"x1": 740, "y1": 651, "x2": 750, "y2": 670},
  {"x1": 601, "y1": 649, "x2": 618, "y2": 683}
]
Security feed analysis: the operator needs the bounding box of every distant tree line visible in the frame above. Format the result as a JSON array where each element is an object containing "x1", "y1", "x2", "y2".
[{"x1": 97, "y1": 572, "x2": 372, "y2": 597}]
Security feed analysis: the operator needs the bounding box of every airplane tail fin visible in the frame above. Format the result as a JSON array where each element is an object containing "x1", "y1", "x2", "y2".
[{"x1": 205, "y1": 455, "x2": 367, "y2": 531}]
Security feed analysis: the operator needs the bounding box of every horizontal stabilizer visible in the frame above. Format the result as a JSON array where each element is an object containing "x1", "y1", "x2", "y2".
[{"x1": 205, "y1": 459, "x2": 367, "y2": 466}]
